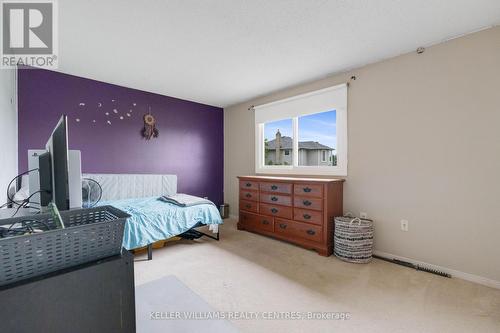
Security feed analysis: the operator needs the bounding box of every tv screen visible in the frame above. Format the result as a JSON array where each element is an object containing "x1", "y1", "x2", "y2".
[{"x1": 41, "y1": 115, "x2": 70, "y2": 210}]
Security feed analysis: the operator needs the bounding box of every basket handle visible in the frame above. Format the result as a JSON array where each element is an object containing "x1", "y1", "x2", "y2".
[{"x1": 349, "y1": 217, "x2": 362, "y2": 225}]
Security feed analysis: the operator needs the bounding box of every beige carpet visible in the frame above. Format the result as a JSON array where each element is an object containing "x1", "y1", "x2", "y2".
[
  {"x1": 134, "y1": 218, "x2": 500, "y2": 333},
  {"x1": 135, "y1": 275, "x2": 238, "y2": 332}
]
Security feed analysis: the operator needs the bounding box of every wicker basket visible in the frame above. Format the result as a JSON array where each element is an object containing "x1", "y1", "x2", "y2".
[
  {"x1": 334, "y1": 215, "x2": 374, "y2": 263},
  {"x1": 0, "y1": 206, "x2": 129, "y2": 287}
]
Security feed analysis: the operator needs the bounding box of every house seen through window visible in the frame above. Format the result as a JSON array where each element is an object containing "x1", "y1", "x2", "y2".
[
  {"x1": 263, "y1": 110, "x2": 337, "y2": 167},
  {"x1": 264, "y1": 119, "x2": 293, "y2": 165}
]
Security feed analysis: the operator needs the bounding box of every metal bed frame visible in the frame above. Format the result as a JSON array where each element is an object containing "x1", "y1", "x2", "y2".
[{"x1": 145, "y1": 222, "x2": 220, "y2": 260}]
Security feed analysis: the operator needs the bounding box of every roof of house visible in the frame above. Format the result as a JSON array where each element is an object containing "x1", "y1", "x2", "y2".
[{"x1": 266, "y1": 136, "x2": 333, "y2": 150}]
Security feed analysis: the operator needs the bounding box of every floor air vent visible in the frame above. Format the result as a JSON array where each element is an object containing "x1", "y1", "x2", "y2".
[{"x1": 373, "y1": 255, "x2": 451, "y2": 278}]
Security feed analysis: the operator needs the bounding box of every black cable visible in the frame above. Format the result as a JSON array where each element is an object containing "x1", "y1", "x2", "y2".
[
  {"x1": 2, "y1": 218, "x2": 43, "y2": 238},
  {"x1": 1, "y1": 216, "x2": 50, "y2": 238},
  {"x1": 6, "y1": 168, "x2": 39, "y2": 207},
  {"x1": 3, "y1": 216, "x2": 52, "y2": 238},
  {"x1": 10, "y1": 190, "x2": 50, "y2": 218},
  {"x1": 34, "y1": 219, "x2": 51, "y2": 230},
  {"x1": 23, "y1": 219, "x2": 51, "y2": 232},
  {"x1": 23, "y1": 201, "x2": 42, "y2": 210},
  {"x1": 21, "y1": 221, "x2": 34, "y2": 234},
  {"x1": 7, "y1": 217, "x2": 37, "y2": 231},
  {"x1": 10, "y1": 200, "x2": 29, "y2": 218}
]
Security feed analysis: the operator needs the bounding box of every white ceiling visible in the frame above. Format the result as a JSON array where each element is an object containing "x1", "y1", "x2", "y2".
[{"x1": 57, "y1": 1, "x2": 500, "y2": 107}]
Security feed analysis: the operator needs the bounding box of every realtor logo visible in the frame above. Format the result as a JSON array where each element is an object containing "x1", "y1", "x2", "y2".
[{"x1": 1, "y1": 0, "x2": 58, "y2": 68}]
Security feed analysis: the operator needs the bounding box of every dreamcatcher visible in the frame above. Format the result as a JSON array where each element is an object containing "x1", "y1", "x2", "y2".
[{"x1": 142, "y1": 106, "x2": 159, "y2": 140}]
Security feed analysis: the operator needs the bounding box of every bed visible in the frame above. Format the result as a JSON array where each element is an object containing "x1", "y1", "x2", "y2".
[{"x1": 83, "y1": 174, "x2": 223, "y2": 260}]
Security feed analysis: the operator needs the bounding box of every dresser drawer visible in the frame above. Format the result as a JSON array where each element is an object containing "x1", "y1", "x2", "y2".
[
  {"x1": 239, "y1": 211, "x2": 257, "y2": 226},
  {"x1": 255, "y1": 215, "x2": 274, "y2": 232},
  {"x1": 239, "y1": 212, "x2": 273, "y2": 232},
  {"x1": 240, "y1": 189, "x2": 259, "y2": 202},
  {"x1": 293, "y1": 208, "x2": 323, "y2": 225},
  {"x1": 294, "y1": 183, "x2": 323, "y2": 198},
  {"x1": 240, "y1": 199, "x2": 258, "y2": 213},
  {"x1": 274, "y1": 219, "x2": 323, "y2": 243},
  {"x1": 294, "y1": 196, "x2": 323, "y2": 211},
  {"x1": 260, "y1": 193, "x2": 292, "y2": 206},
  {"x1": 259, "y1": 203, "x2": 292, "y2": 219},
  {"x1": 240, "y1": 180, "x2": 259, "y2": 191},
  {"x1": 260, "y1": 182, "x2": 292, "y2": 194}
]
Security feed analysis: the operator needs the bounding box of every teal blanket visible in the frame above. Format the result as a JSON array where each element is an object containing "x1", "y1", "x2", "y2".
[{"x1": 100, "y1": 197, "x2": 223, "y2": 250}]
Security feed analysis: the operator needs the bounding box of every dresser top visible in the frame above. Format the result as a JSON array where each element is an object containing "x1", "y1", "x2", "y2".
[{"x1": 238, "y1": 175, "x2": 345, "y2": 183}]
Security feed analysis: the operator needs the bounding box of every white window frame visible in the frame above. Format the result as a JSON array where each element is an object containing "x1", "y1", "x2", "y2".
[
  {"x1": 254, "y1": 84, "x2": 348, "y2": 176},
  {"x1": 321, "y1": 150, "x2": 327, "y2": 162}
]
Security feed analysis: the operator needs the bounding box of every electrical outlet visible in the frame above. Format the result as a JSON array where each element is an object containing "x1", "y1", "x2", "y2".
[
  {"x1": 400, "y1": 220, "x2": 409, "y2": 232},
  {"x1": 360, "y1": 212, "x2": 368, "y2": 219}
]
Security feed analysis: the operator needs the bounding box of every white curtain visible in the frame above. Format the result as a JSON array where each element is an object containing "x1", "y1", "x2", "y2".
[{"x1": 254, "y1": 83, "x2": 347, "y2": 123}]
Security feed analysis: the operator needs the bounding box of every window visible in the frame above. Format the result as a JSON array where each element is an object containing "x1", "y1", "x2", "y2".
[
  {"x1": 254, "y1": 84, "x2": 347, "y2": 176},
  {"x1": 264, "y1": 119, "x2": 293, "y2": 166},
  {"x1": 298, "y1": 111, "x2": 336, "y2": 166}
]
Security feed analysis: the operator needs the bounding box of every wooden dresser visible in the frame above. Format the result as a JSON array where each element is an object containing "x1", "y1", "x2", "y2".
[{"x1": 237, "y1": 176, "x2": 344, "y2": 256}]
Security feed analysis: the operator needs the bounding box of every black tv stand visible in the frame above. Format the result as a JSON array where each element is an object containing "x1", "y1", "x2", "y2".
[{"x1": 0, "y1": 251, "x2": 136, "y2": 333}]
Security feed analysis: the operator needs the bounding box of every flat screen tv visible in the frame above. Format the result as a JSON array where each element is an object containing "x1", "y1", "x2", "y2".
[{"x1": 39, "y1": 115, "x2": 70, "y2": 211}]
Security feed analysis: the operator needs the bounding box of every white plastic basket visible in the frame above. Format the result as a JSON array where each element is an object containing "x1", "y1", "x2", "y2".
[{"x1": 334, "y1": 215, "x2": 374, "y2": 263}]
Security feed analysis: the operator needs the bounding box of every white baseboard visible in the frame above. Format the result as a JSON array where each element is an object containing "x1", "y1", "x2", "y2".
[{"x1": 373, "y1": 250, "x2": 500, "y2": 290}]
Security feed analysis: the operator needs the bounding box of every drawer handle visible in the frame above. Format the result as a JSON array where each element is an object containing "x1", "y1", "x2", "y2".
[
  {"x1": 245, "y1": 183, "x2": 252, "y2": 187},
  {"x1": 303, "y1": 214, "x2": 311, "y2": 220},
  {"x1": 303, "y1": 187, "x2": 312, "y2": 193},
  {"x1": 262, "y1": 220, "x2": 270, "y2": 225},
  {"x1": 245, "y1": 204, "x2": 252, "y2": 209},
  {"x1": 270, "y1": 208, "x2": 279, "y2": 214},
  {"x1": 303, "y1": 200, "x2": 312, "y2": 206},
  {"x1": 245, "y1": 193, "x2": 252, "y2": 198},
  {"x1": 279, "y1": 223, "x2": 287, "y2": 229},
  {"x1": 271, "y1": 196, "x2": 278, "y2": 202},
  {"x1": 306, "y1": 229, "x2": 316, "y2": 235},
  {"x1": 271, "y1": 185, "x2": 278, "y2": 190}
]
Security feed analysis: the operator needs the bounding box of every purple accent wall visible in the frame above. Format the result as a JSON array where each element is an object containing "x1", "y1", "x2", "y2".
[{"x1": 18, "y1": 68, "x2": 224, "y2": 205}]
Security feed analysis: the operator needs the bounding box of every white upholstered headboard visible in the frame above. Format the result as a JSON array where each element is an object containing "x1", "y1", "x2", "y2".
[{"x1": 82, "y1": 174, "x2": 177, "y2": 201}]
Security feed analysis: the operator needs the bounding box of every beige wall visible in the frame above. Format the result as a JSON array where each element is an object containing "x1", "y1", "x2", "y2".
[
  {"x1": 224, "y1": 26, "x2": 500, "y2": 282},
  {"x1": 0, "y1": 69, "x2": 18, "y2": 205}
]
